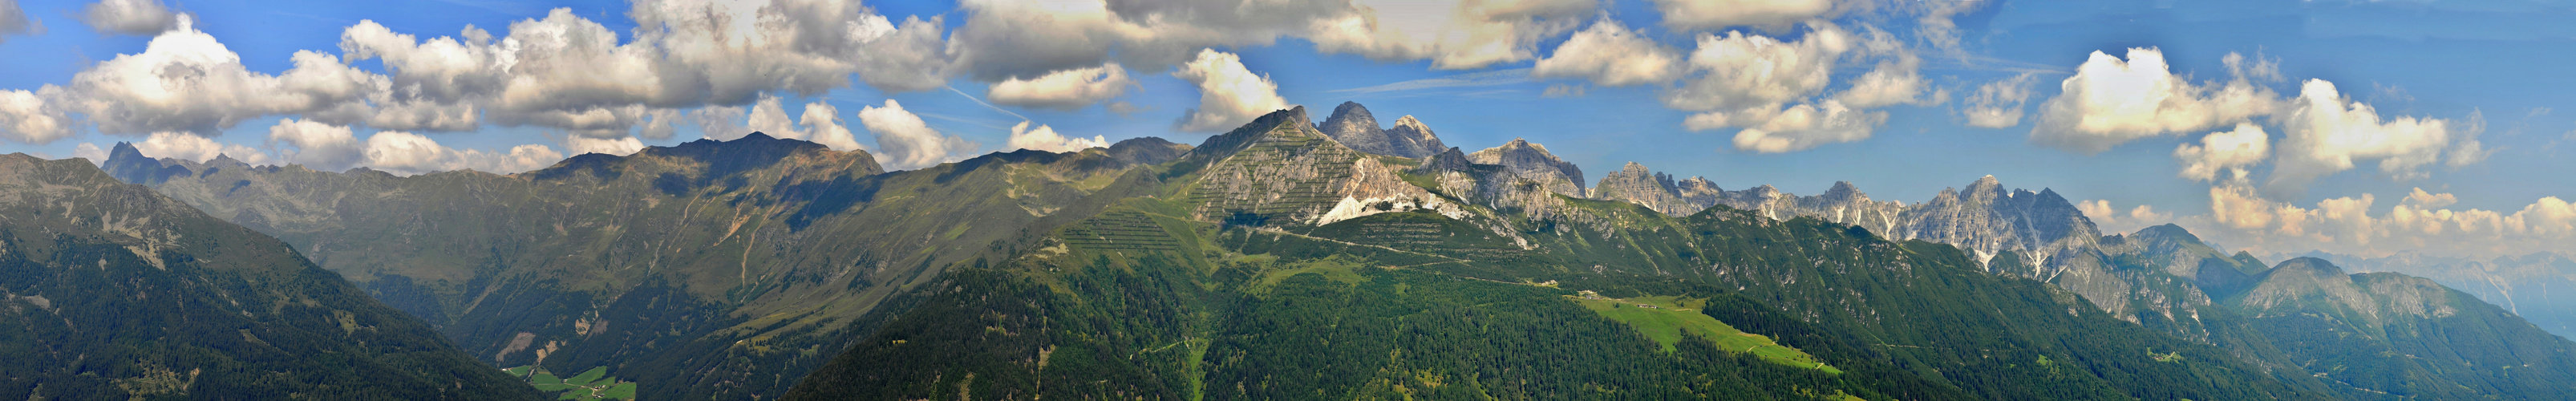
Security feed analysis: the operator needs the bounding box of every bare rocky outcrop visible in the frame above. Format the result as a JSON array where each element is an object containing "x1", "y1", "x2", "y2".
[
  {"x1": 1382, "y1": 115, "x2": 1448, "y2": 157},
  {"x1": 1589, "y1": 162, "x2": 1696, "y2": 215},
  {"x1": 1186, "y1": 107, "x2": 1465, "y2": 227},
  {"x1": 1466, "y1": 139, "x2": 1586, "y2": 197},
  {"x1": 1314, "y1": 102, "x2": 1447, "y2": 158},
  {"x1": 1411, "y1": 147, "x2": 1471, "y2": 174}
]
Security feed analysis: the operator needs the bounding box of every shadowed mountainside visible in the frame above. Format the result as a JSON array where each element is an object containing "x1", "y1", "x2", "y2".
[
  {"x1": 0, "y1": 154, "x2": 541, "y2": 400},
  {"x1": 103, "y1": 133, "x2": 1190, "y2": 399}
]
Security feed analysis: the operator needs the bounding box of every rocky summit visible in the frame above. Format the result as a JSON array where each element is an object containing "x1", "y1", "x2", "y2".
[{"x1": 1314, "y1": 101, "x2": 1448, "y2": 158}]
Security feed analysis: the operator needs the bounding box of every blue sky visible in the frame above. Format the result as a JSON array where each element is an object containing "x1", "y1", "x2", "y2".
[{"x1": 0, "y1": 0, "x2": 2568, "y2": 257}]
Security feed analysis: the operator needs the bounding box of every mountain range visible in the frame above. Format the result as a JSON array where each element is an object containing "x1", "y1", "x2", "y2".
[
  {"x1": 0, "y1": 154, "x2": 539, "y2": 400},
  {"x1": 43, "y1": 101, "x2": 2576, "y2": 399}
]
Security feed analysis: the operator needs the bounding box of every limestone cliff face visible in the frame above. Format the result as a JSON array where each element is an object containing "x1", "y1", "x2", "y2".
[
  {"x1": 1399, "y1": 139, "x2": 1594, "y2": 221},
  {"x1": 1589, "y1": 162, "x2": 1696, "y2": 215},
  {"x1": 1382, "y1": 115, "x2": 1448, "y2": 157},
  {"x1": 1466, "y1": 139, "x2": 1586, "y2": 197},
  {"x1": 1582, "y1": 166, "x2": 2154, "y2": 318},
  {"x1": 1314, "y1": 102, "x2": 1446, "y2": 158},
  {"x1": 1187, "y1": 107, "x2": 1464, "y2": 227},
  {"x1": 1411, "y1": 147, "x2": 1471, "y2": 174}
]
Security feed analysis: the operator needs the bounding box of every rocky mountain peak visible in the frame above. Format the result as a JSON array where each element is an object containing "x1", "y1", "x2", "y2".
[
  {"x1": 1963, "y1": 175, "x2": 2007, "y2": 201},
  {"x1": 1821, "y1": 181, "x2": 1865, "y2": 201},
  {"x1": 1412, "y1": 146, "x2": 1471, "y2": 173},
  {"x1": 1382, "y1": 115, "x2": 1446, "y2": 157},
  {"x1": 1319, "y1": 101, "x2": 1379, "y2": 135},
  {"x1": 1468, "y1": 138, "x2": 1586, "y2": 194},
  {"x1": 1391, "y1": 115, "x2": 1429, "y2": 132},
  {"x1": 1590, "y1": 161, "x2": 1699, "y2": 215},
  {"x1": 101, "y1": 141, "x2": 192, "y2": 185},
  {"x1": 1314, "y1": 102, "x2": 1446, "y2": 158}
]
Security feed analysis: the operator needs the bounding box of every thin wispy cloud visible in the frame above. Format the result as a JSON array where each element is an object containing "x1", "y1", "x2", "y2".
[{"x1": 1328, "y1": 68, "x2": 1532, "y2": 95}]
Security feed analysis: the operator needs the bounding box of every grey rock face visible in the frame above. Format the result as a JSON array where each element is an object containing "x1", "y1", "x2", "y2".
[
  {"x1": 1466, "y1": 139, "x2": 1586, "y2": 196},
  {"x1": 1314, "y1": 102, "x2": 1447, "y2": 158},
  {"x1": 1585, "y1": 168, "x2": 2146, "y2": 316},
  {"x1": 1383, "y1": 115, "x2": 1448, "y2": 157},
  {"x1": 1412, "y1": 147, "x2": 1471, "y2": 174},
  {"x1": 1589, "y1": 162, "x2": 1696, "y2": 215},
  {"x1": 1187, "y1": 107, "x2": 1464, "y2": 227}
]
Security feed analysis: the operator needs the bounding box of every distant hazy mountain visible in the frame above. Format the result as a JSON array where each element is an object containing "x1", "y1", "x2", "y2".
[
  {"x1": 102, "y1": 134, "x2": 1189, "y2": 399},
  {"x1": 0, "y1": 154, "x2": 538, "y2": 400},
  {"x1": 2292, "y1": 251, "x2": 2576, "y2": 339},
  {"x1": 2230, "y1": 257, "x2": 2576, "y2": 399}
]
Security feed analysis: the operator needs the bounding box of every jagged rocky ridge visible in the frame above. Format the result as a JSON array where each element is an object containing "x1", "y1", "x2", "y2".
[
  {"x1": 0, "y1": 154, "x2": 540, "y2": 400},
  {"x1": 99, "y1": 134, "x2": 1189, "y2": 399},
  {"x1": 1314, "y1": 101, "x2": 1448, "y2": 158}
]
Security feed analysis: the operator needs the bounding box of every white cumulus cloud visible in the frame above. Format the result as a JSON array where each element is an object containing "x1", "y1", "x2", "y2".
[
  {"x1": 80, "y1": 0, "x2": 178, "y2": 35},
  {"x1": 1173, "y1": 49, "x2": 1291, "y2": 132},
  {"x1": 561, "y1": 136, "x2": 645, "y2": 156},
  {"x1": 987, "y1": 63, "x2": 1136, "y2": 111},
  {"x1": 796, "y1": 100, "x2": 865, "y2": 152},
  {"x1": 362, "y1": 131, "x2": 562, "y2": 175},
  {"x1": 858, "y1": 99, "x2": 976, "y2": 170},
  {"x1": 132, "y1": 132, "x2": 270, "y2": 164},
  {"x1": 1532, "y1": 16, "x2": 1682, "y2": 87},
  {"x1": 1663, "y1": 23, "x2": 1853, "y2": 112},
  {"x1": 61, "y1": 15, "x2": 382, "y2": 136},
  {"x1": 2196, "y1": 184, "x2": 2576, "y2": 257},
  {"x1": 1007, "y1": 120, "x2": 1107, "y2": 153},
  {"x1": 695, "y1": 95, "x2": 863, "y2": 152},
  {"x1": 267, "y1": 119, "x2": 367, "y2": 171},
  {"x1": 0, "y1": 87, "x2": 72, "y2": 144},
  {"x1": 1307, "y1": 0, "x2": 1594, "y2": 70},
  {"x1": 1961, "y1": 73, "x2": 2035, "y2": 128},
  {"x1": 2173, "y1": 123, "x2": 2270, "y2": 183},
  {"x1": 1715, "y1": 100, "x2": 1885, "y2": 153},
  {"x1": 2031, "y1": 48, "x2": 2279, "y2": 154},
  {"x1": 2079, "y1": 199, "x2": 2173, "y2": 234},
  {"x1": 2266, "y1": 79, "x2": 2458, "y2": 195}
]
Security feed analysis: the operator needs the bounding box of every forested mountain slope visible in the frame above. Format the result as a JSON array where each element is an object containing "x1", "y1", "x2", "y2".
[
  {"x1": 0, "y1": 154, "x2": 540, "y2": 400},
  {"x1": 101, "y1": 134, "x2": 1191, "y2": 399}
]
